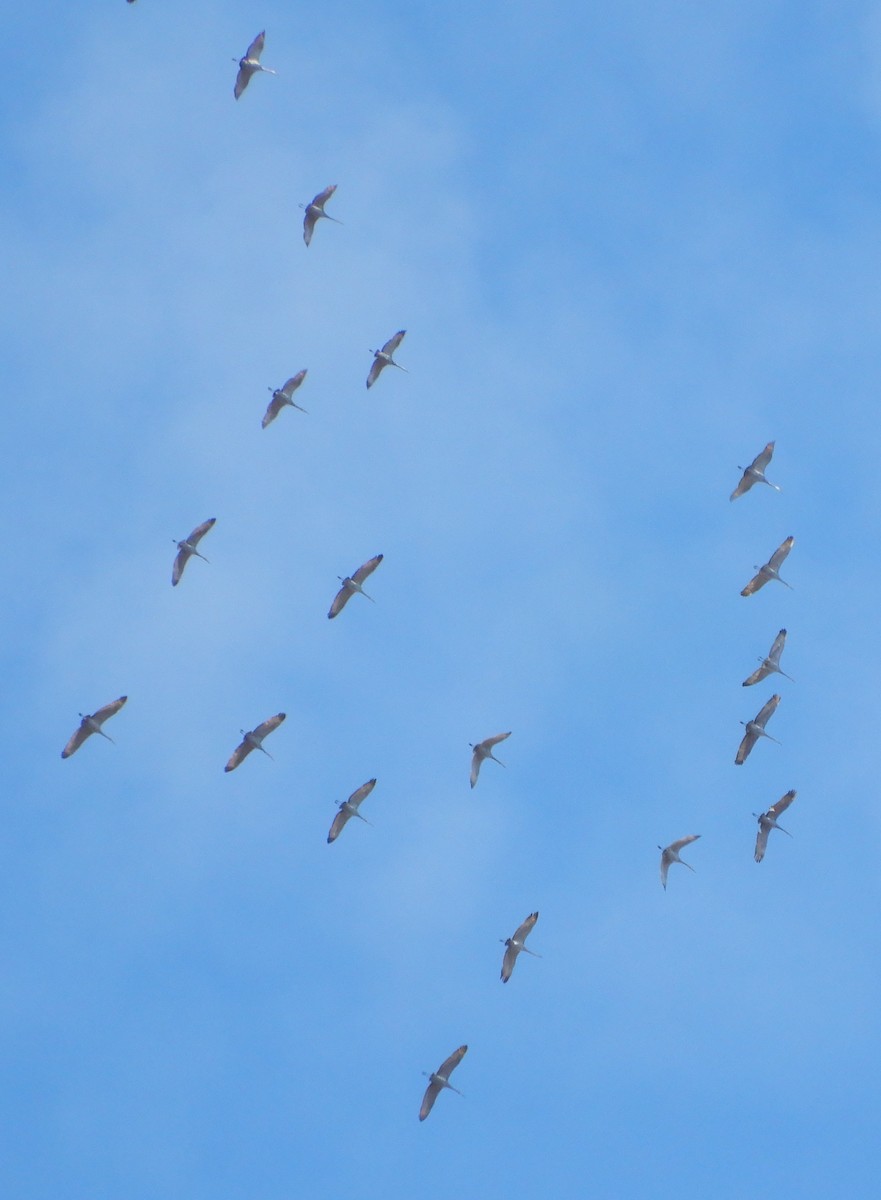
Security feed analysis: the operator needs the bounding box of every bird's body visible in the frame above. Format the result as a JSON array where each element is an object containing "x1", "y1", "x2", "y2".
[
  {"x1": 224, "y1": 713, "x2": 286, "y2": 771},
  {"x1": 742, "y1": 628, "x2": 793, "y2": 686},
  {"x1": 735, "y1": 694, "x2": 781, "y2": 765},
  {"x1": 327, "y1": 778, "x2": 376, "y2": 843},
  {"x1": 741, "y1": 536, "x2": 795, "y2": 596},
  {"x1": 659, "y1": 834, "x2": 700, "y2": 889},
  {"x1": 327, "y1": 554, "x2": 383, "y2": 618},
  {"x1": 500, "y1": 911, "x2": 540, "y2": 982},
  {"x1": 302, "y1": 185, "x2": 340, "y2": 247},
  {"x1": 234, "y1": 32, "x2": 276, "y2": 99},
  {"x1": 730, "y1": 441, "x2": 780, "y2": 501},
  {"x1": 367, "y1": 331, "x2": 407, "y2": 388},
  {"x1": 469, "y1": 732, "x2": 511, "y2": 788},
  {"x1": 172, "y1": 517, "x2": 215, "y2": 586},
  {"x1": 61, "y1": 696, "x2": 128, "y2": 758},
  {"x1": 419, "y1": 1045, "x2": 467, "y2": 1121},
  {"x1": 262, "y1": 371, "x2": 308, "y2": 428},
  {"x1": 754, "y1": 789, "x2": 797, "y2": 863}
]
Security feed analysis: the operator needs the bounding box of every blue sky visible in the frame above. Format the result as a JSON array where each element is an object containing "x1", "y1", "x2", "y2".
[{"x1": 3, "y1": 2, "x2": 881, "y2": 1196}]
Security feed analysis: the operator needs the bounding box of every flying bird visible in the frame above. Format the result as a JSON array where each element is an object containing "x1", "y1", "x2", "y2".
[
  {"x1": 754, "y1": 789, "x2": 797, "y2": 863},
  {"x1": 233, "y1": 32, "x2": 276, "y2": 100},
  {"x1": 327, "y1": 778, "x2": 376, "y2": 843},
  {"x1": 171, "y1": 517, "x2": 215, "y2": 586},
  {"x1": 658, "y1": 834, "x2": 700, "y2": 890},
  {"x1": 735, "y1": 694, "x2": 781, "y2": 765},
  {"x1": 302, "y1": 185, "x2": 340, "y2": 247},
  {"x1": 367, "y1": 331, "x2": 407, "y2": 388},
  {"x1": 61, "y1": 696, "x2": 128, "y2": 759},
  {"x1": 730, "y1": 441, "x2": 780, "y2": 501},
  {"x1": 469, "y1": 732, "x2": 511, "y2": 788},
  {"x1": 419, "y1": 1045, "x2": 467, "y2": 1121},
  {"x1": 224, "y1": 713, "x2": 286, "y2": 772},
  {"x1": 327, "y1": 554, "x2": 383, "y2": 618},
  {"x1": 741, "y1": 536, "x2": 795, "y2": 596},
  {"x1": 262, "y1": 371, "x2": 308, "y2": 428},
  {"x1": 500, "y1": 911, "x2": 540, "y2": 983},
  {"x1": 742, "y1": 629, "x2": 793, "y2": 686}
]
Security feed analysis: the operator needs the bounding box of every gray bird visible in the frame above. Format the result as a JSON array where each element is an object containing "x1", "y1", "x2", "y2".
[
  {"x1": 730, "y1": 441, "x2": 780, "y2": 501},
  {"x1": 172, "y1": 518, "x2": 215, "y2": 586},
  {"x1": 61, "y1": 696, "x2": 128, "y2": 759},
  {"x1": 419, "y1": 1045, "x2": 467, "y2": 1121},
  {"x1": 262, "y1": 371, "x2": 308, "y2": 428},
  {"x1": 367, "y1": 330, "x2": 407, "y2": 388},
  {"x1": 742, "y1": 629, "x2": 793, "y2": 687},
  {"x1": 754, "y1": 789, "x2": 797, "y2": 863},
  {"x1": 469, "y1": 731, "x2": 511, "y2": 788},
  {"x1": 327, "y1": 554, "x2": 383, "y2": 619},
  {"x1": 658, "y1": 834, "x2": 700, "y2": 890},
  {"x1": 233, "y1": 32, "x2": 276, "y2": 100},
  {"x1": 327, "y1": 778, "x2": 376, "y2": 843},
  {"x1": 224, "y1": 713, "x2": 286, "y2": 772},
  {"x1": 741, "y1": 536, "x2": 794, "y2": 596},
  {"x1": 302, "y1": 185, "x2": 341, "y2": 247},
  {"x1": 500, "y1": 911, "x2": 540, "y2": 983},
  {"x1": 735, "y1": 694, "x2": 781, "y2": 765}
]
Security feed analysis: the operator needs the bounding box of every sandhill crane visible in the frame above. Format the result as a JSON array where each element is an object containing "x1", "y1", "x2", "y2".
[
  {"x1": 171, "y1": 517, "x2": 215, "y2": 586},
  {"x1": 735, "y1": 694, "x2": 781, "y2": 765},
  {"x1": 302, "y1": 185, "x2": 340, "y2": 247},
  {"x1": 730, "y1": 441, "x2": 780, "y2": 501},
  {"x1": 262, "y1": 371, "x2": 308, "y2": 428},
  {"x1": 327, "y1": 554, "x2": 383, "y2": 618},
  {"x1": 367, "y1": 331, "x2": 407, "y2": 388},
  {"x1": 500, "y1": 911, "x2": 540, "y2": 983},
  {"x1": 754, "y1": 789, "x2": 797, "y2": 863},
  {"x1": 61, "y1": 696, "x2": 127, "y2": 759},
  {"x1": 658, "y1": 834, "x2": 700, "y2": 890},
  {"x1": 327, "y1": 778, "x2": 376, "y2": 843},
  {"x1": 741, "y1": 536, "x2": 794, "y2": 596},
  {"x1": 742, "y1": 629, "x2": 793, "y2": 686},
  {"x1": 469, "y1": 732, "x2": 510, "y2": 788},
  {"x1": 233, "y1": 32, "x2": 276, "y2": 100},
  {"x1": 224, "y1": 713, "x2": 286, "y2": 772},
  {"x1": 419, "y1": 1045, "x2": 467, "y2": 1121}
]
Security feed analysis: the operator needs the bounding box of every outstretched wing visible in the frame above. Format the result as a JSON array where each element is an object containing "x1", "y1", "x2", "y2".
[
  {"x1": 755, "y1": 694, "x2": 780, "y2": 728},
  {"x1": 310, "y1": 184, "x2": 337, "y2": 210},
  {"x1": 280, "y1": 371, "x2": 307, "y2": 397},
  {"x1": 501, "y1": 941, "x2": 519, "y2": 983},
  {"x1": 381, "y1": 330, "x2": 406, "y2": 356},
  {"x1": 244, "y1": 31, "x2": 265, "y2": 61},
  {"x1": 366, "y1": 355, "x2": 386, "y2": 388},
  {"x1": 234, "y1": 62, "x2": 254, "y2": 99},
  {"x1": 328, "y1": 582, "x2": 352, "y2": 619},
  {"x1": 252, "y1": 712, "x2": 286, "y2": 741},
  {"x1": 730, "y1": 469, "x2": 757, "y2": 501},
  {"x1": 224, "y1": 738, "x2": 253, "y2": 772},
  {"x1": 469, "y1": 747, "x2": 482, "y2": 788},
  {"x1": 479, "y1": 731, "x2": 511, "y2": 752},
  {"x1": 735, "y1": 726, "x2": 758, "y2": 764},
  {"x1": 740, "y1": 568, "x2": 768, "y2": 597},
  {"x1": 352, "y1": 554, "x2": 383, "y2": 585},
  {"x1": 754, "y1": 819, "x2": 771, "y2": 863},
  {"x1": 61, "y1": 719, "x2": 91, "y2": 759},
  {"x1": 752, "y1": 441, "x2": 775, "y2": 472},
  {"x1": 327, "y1": 808, "x2": 352, "y2": 843},
  {"x1": 186, "y1": 518, "x2": 216, "y2": 548},
  {"x1": 768, "y1": 536, "x2": 794, "y2": 572},
  {"x1": 303, "y1": 208, "x2": 318, "y2": 246},
  {"x1": 767, "y1": 628, "x2": 787, "y2": 665},
  {"x1": 742, "y1": 661, "x2": 769, "y2": 686},
  {"x1": 262, "y1": 392, "x2": 285, "y2": 428},
  {"x1": 347, "y1": 778, "x2": 377, "y2": 809},
  {"x1": 419, "y1": 1079, "x2": 442, "y2": 1121},
  {"x1": 512, "y1": 911, "x2": 539, "y2": 944},
  {"x1": 769, "y1": 788, "x2": 796, "y2": 819},
  {"x1": 668, "y1": 834, "x2": 700, "y2": 855}
]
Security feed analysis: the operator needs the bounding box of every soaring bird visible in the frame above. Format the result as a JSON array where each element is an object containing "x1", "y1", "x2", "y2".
[
  {"x1": 224, "y1": 713, "x2": 286, "y2": 772},
  {"x1": 233, "y1": 32, "x2": 276, "y2": 100},
  {"x1": 741, "y1": 536, "x2": 794, "y2": 596},
  {"x1": 469, "y1": 732, "x2": 510, "y2": 788},
  {"x1": 500, "y1": 912, "x2": 540, "y2": 983},
  {"x1": 419, "y1": 1045, "x2": 467, "y2": 1121},
  {"x1": 262, "y1": 371, "x2": 308, "y2": 428},
  {"x1": 742, "y1": 629, "x2": 793, "y2": 687},
  {"x1": 61, "y1": 696, "x2": 128, "y2": 759},
  {"x1": 172, "y1": 518, "x2": 215, "y2": 586},
  {"x1": 730, "y1": 441, "x2": 780, "y2": 500},
  {"x1": 658, "y1": 834, "x2": 700, "y2": 890},
  {"x1": 327, "y1": 778, "x2": 376, "y2": 843},
  {"x1": 367, "y1": 331, "x2": 407, "y2": 388},
  {"x1": 735, "y1": 694, "x2": 781, "y2": 765},
  {"x1": 754, "y1": 789, "x2": 797, "y2": 863},
  {"x1": 302, "y1": 185, "x2": 340, "y2": 247},
  {"x1": 327, "y1": 554, "x2": 383, "y2": 618}
]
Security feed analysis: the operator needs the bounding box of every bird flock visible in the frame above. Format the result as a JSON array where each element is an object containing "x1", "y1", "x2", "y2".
[{"x1": 63, "y1": 13, "x2": 803, "y2": 1125}]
